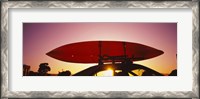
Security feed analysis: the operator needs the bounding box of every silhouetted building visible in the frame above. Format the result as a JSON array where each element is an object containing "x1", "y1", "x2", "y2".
[
  {"x1": 29, "y1": 71, "x2": 38, "y2": 76},
  {"x1": 23, "y1": 64, "x2": 30, "y2": 76}
]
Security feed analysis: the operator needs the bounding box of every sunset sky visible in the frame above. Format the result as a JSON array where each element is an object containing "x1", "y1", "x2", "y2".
[{"x1": 23, "y1": 23, "x2": 177, "y2": 75}]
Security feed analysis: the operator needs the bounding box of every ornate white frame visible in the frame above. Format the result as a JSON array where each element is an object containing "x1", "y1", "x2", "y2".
[{"x1": 1, "y1": 1, "x2": 199, "y2": 99}]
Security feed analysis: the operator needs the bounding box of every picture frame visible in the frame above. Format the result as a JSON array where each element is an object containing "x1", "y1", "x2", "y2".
[{"x1": 1, "y1": 1, "x2": 199, "y2": 99}]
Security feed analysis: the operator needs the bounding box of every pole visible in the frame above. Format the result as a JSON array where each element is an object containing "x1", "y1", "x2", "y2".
[
  {"x1": 99, "y1": 41, "x2": 102, "y2": 57},
  {"x1": 123, "y1": 42, "x2": 127, "y2": 58},
  {"x1": 98, "y1": 41, "x2": 103, "y2": 65}
]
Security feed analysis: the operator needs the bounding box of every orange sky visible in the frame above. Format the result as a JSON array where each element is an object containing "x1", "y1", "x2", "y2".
[{"x1": 23, "y1": 23, "x2": 177, "y2": 75}]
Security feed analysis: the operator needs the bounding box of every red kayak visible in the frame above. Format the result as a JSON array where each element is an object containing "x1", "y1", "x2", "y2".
[{"x1": 46, "y1": 41, "x2": 164, "y2": 63}]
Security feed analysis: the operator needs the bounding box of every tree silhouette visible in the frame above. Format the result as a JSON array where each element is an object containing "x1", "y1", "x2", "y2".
[{"x1": 38, "y1": 63, "x2": 51, "y2": 76}]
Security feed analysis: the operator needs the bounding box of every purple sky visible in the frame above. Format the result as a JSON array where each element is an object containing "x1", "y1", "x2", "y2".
[{"x1": 23, "y1": 23, "x2": 177, "y2": 74}]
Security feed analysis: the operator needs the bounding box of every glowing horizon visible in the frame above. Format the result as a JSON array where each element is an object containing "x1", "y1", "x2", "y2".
[{"x1": 23, "y1": 23, "x2": 177, "y2": 75}]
